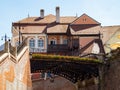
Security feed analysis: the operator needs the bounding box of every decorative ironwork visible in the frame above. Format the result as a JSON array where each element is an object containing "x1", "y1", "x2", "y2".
[
  {"x1": 48, "y1": 44, "x2": 69, "y2": 52},
  {"x1": 30, "y1": 59, "x2": 99, "y2": 83}
]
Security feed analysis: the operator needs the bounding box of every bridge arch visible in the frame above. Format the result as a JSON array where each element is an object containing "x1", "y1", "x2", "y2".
[{"x1": 30, "y1": 59, "x2": 100, "y2": 83}]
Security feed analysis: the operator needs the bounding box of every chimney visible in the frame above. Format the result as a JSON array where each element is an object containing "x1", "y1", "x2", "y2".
[
  {"x1": 40, "y1": 9, "x2": 44, "y2": 18},
  {"x1": 56, "y1": 6, "x2": 60, "y2": 23}
]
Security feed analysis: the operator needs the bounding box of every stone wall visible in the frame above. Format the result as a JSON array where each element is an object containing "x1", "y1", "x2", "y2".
[{"x1": 104, "y1": 59, "x2": 120, "y2": 90}]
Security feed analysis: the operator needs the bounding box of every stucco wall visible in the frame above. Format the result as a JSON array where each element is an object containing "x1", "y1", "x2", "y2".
[
  {"x1": 0, "y1": 47, "x2": 32, "y2": 90},
  {"x1": 48, "y1": 35, "x2": 68, "y2": 44}
]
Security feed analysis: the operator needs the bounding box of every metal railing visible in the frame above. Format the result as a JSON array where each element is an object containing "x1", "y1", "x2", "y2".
[
  {"x1": 47, "y1": 44, "x2": 69, "y2": 52},
  {"x1": 29, "y1": 48, "x2": 47, "y2": 53}
]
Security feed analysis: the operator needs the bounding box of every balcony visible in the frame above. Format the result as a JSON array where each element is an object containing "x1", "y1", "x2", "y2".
[
  {"x1": 30, "y1": 48, "x2": 47, "y2": 53},
  {"x1": 47, "y1": 44, "x2": 69, "y2": 54}
]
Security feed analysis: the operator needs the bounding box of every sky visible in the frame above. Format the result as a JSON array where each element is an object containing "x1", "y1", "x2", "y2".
[{"x1": 0, "y1": 0, "x2": 120, "y2": 45}]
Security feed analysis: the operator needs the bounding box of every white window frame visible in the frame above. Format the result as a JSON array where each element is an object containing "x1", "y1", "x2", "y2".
[
  {"x1": 38, "y1": 39, "x2": 44, "y2": 48},
  {"x1": 29, "y1": 39, "x2": 35, "y2": 48}
]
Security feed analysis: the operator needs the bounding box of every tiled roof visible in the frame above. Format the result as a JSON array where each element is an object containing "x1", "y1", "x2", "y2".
[
  {"x1": 16, "y1": 14, "x2": 76, "y2": 24},
  {"x1": 47, "y1": 25, "x2": 68, "y2": 34},
  {"x1": 21, "y1": 26, "x2": 46, "y2": 34},
  {"x1": 106, "y1": 28, "x2": 120, "y2": 45},
  {"x1": 101, "y1": 25, "x2": 120, "y2": 44},
  {"x1": 80, "y1": 38, "x2": 105, "y2": 54},
  {"x1": 14, "y1": 14, "x2": 76, "y2": 34},
  {"x1": 70, "y1": 26, "x2": 101, "y2": 35},
  {"x1": 80, "y1": 37, "x2": 96, "y2": 54},
  {"x1": 60, "y1": 17, "x2": 77, "y2": 23},
  {"x1": 17, "y1": 14, "x2": 55, "y2": 24}
]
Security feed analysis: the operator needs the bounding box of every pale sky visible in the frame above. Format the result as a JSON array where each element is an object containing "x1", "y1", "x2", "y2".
[{"x1": 0, "y1": 0, "x2": 120, "y2": 45}]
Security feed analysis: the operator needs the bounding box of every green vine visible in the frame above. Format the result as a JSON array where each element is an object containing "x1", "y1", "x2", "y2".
[{"x1": 31, "y1": 54, "x2": 102, "y2": 63}]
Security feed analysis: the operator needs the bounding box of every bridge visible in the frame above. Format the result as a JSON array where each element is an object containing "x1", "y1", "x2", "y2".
[
  {"x1": 0, "y1": 40, "x2": 105, "y2": 90},
  {"x1": 1, "y1": 39, "x2": 120, "y2": 90},
  {"x1": 30, "y1": 53, "x2": 104, "y2": 89}
]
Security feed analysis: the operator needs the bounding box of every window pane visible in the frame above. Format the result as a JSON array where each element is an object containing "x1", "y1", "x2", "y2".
[
  {"x1": 38, "y1": 39, "x2": 44, "y2": 47},
  {"x1": 29, "y1": 39, "x2": 35, "y2": 47},
  {"x1": 63, "y1": 39, "x2": 67, "y2": 44},
  {"x1": 50, "y1": 40, "x2": 56, "y2": 45}
]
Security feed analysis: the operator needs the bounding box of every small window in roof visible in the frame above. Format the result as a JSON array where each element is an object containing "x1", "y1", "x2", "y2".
[{"x1": 83, "y1": 18, "x2": 86, "y2": 21}]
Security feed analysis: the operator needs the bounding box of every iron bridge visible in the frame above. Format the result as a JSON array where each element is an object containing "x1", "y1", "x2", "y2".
[{"x1": 30, "y1": 59, "x2": 100, "y2": 83}]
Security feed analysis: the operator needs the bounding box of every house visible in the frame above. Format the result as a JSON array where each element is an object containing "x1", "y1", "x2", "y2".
[{"x1": 12, "y1": 6, "x2": 120, "y2": 56}]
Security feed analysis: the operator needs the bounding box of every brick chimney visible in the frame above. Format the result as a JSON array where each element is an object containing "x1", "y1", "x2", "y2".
[
  {"x1": 56, "y1": 6, "x2": 60, "y2": 23},
  {"x1": 40, "y1": 9, "x2": 44, "y2": 18}
]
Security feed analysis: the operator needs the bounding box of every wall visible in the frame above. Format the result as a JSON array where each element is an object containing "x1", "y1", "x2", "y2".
[
  {"x1": 48, "y1": 35, "x2": 68, "y2": 44},
  {"x1": 104, "y1": 59, "x2": 120, "y2": 90},
  {"x1": 0, "y1": 46, "x2": 32, "y2": 90},
  {"x1": 32, "y1": 76, "x2": 76, "y2": 90}
]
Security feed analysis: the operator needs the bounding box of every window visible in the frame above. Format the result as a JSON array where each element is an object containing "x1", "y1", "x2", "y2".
[
  {"x1": 63, "y1": 39, "x2": 67, "y2": 44},
  {"x1": 29, "y1": 39, "x2": 35, "y2": 48},
  {"x1": 38, "y1": 39, "x2": 44, "y2": 47},
  {"x1": 50, "y1": 40, "x2": 56, "y2": 45},
  {"x1": 83, "y1": 18, "x2": 86, "y2": 22}
]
